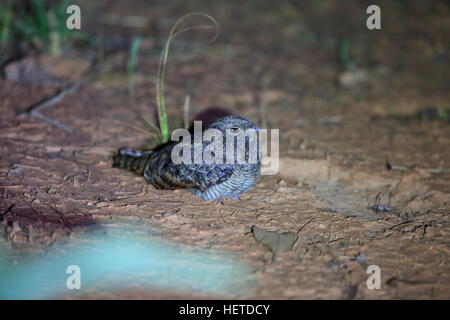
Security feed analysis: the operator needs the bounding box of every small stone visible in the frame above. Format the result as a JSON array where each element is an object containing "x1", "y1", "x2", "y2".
[
  {"x1": 96, "y1": 202, "x2": 108, "y2": 208},
  {"x1": 45, "y1": 146, "x2": 62, "y2": 153},
  {"x1": 339, "y1": 69, "x2": 370, "y2": 87}
]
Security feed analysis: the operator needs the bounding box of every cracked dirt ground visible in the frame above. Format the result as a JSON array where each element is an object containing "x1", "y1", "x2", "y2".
[{"x1": 0, "y1": 1, "x2": 449, "y2": 299}]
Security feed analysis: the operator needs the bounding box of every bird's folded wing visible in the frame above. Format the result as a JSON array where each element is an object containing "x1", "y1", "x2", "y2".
[
  {"x1": 143, "y1": 142, "x2": 234, "y2": 191},
  {"x1": 159, "y1": 161, "x2": 235, "y2": 191}
]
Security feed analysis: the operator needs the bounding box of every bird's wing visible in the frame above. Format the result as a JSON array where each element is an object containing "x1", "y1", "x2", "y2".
[{"x1": 144, "y1": 141, "x2": 235, "y2": 191}]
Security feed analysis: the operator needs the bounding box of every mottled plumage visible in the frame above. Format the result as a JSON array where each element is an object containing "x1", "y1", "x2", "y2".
[{"x1": 112, "y1": 115, "x2": 261, "y2": 201}]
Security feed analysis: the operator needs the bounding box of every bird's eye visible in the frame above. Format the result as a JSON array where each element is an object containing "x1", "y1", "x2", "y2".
[{"x1": 229, "y1": 126, "x2": 240, "y2": 134}]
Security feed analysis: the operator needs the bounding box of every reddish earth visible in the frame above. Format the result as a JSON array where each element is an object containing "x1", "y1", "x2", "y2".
[{"x1": 0, "y1": 0, "x2": 449, "y2": 299}]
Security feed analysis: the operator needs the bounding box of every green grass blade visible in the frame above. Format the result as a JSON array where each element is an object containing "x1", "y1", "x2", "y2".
[
  {"x1": 128, "y1": 36, "x2": 143, "y2": 95},
  {"x1": 0, "y1": 3, "x2": 12, "y2": 45},
  {"x1": 32, "y1": 0, "x2": 50, "y2": 44},
  {"x1": 339, "y1": 39, "x2": 351, "y2": 70},
  {"x1": 155, "y1": 13, "x2": 219, "y2": 143}
]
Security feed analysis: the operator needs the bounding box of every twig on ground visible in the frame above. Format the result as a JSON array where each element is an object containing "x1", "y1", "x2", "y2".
[
  {"x1": 21, "y1": 60, "x2": 97, "y2": 133},
  {"x1": 296, "y1": 218, "x2": 313, "y2": 235},
  {"x1": 139, "y1": 114, "x2": 163, "y2": 139},
  {"x1": 23, "y1": 80, "x2": 81, "y2": 133},
  {"x1": 46, "y1": 195, "x2": 68, "y2": 227},
  {"x1": 328, "y1": 237, "x2": 345, "y2": 244},
  {"x1": 10, "y1": 164, "x2": 43, "y2": 172},
  {"x1": 46, "y1": 152, "x2": 90, "y2": 167},
  {"x1": 425, "y1": 167, "x2": 450, "y2": 174},
  {"x1": 0, "y1": 204, "x2": 15, "y2": 220},
  {"x1": 386, "y1": 158, "x2": 449, "y2": 174},
  {"x1": 111, "y1": 119, "x2": 158, "y2": 136}
]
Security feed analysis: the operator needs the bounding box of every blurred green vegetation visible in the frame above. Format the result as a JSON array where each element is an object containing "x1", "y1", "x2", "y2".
[
  {"x1": 0, "y1": 0, "x2": 89, "y2": 57},
  {"x1": 0, "y1": 2, "x2": 13, "y2": 46},
  {"x1": 127, "y1": 36, "x2": 142, "y2": 95}
]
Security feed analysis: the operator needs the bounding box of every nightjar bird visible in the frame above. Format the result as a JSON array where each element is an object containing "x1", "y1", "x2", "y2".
[{"x1": 112, "y1": 115, "x2": 261, "y2": 202}]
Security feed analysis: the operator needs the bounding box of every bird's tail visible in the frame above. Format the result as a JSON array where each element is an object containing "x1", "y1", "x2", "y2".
[{"x1": 112, "y1": 149, "x2": 153, "y2": 176}]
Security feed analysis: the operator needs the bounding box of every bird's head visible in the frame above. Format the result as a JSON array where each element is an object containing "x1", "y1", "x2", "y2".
[
  {"x1": 205, "y1": 115, "x2": 259, "y2": 134},
  {"x1": 205, "y1": 115, "x2": 261, "y2": 166}
]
